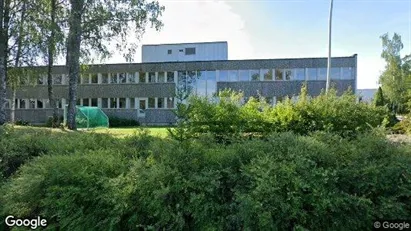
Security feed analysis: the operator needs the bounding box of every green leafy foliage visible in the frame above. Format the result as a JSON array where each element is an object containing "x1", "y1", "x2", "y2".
[
  {"x1": 1, "y1": 129, "x2": 410, "y2": 230},
  {"x1": 171, "y1": 86, "x2": 393, "y2": 142},
  {"x1": 374, "y1": 86, "x2": 385, "y2": 107},
  {"x1": 379, "y1": 33, "x2": 411, "y2": 113},
  {"x1": 108, "y1": 117, "x2": 140, "y2": 128}
]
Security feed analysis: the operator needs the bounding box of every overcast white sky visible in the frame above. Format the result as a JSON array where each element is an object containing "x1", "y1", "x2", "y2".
[{"x1": 106, "y1": 0, "x2": 411, "y2": 90}]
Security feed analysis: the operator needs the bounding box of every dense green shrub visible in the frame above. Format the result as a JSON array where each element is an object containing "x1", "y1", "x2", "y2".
[
  {"x1": 0, "y1": 126, "x2": 123, "y2": 179},
  {"x1": 172, "y1": 86, "x2": 393, "y2": 142},
  {"x1": 392, "y1": 116, "x2": 411, "y2": 134},
  {"x1": 14, "y1": 119, "x2": 30, "y2": 126},
  {"x1": 1, "y1": 150, "x2": 128, "y2": 230},
  {"x1": 45, "y1": 116, "x2": 64, "y2": 127},
  {"x1": 2, "y1": 130, "x2": 410, "y2": 230},
  {"x1": 109, "y1": 117, "x2": 140, "y2": 128}
]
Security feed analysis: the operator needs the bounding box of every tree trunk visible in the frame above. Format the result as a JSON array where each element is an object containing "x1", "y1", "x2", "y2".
[
  {"x1": 10, "y1": 1, "x2": 25, "y2": 124},
  {"x1": 0, "y1": 0, "x2": 9, "y2": 125},
  {"x1": 10, "y1": 85, "x2": 15, "y2": 122},
  {"x1": 47, "y1": 0, "x2": 58, "y2": 127},
  {"x1": 66, "y1": 0, "x2": 83, "y2": 130}
]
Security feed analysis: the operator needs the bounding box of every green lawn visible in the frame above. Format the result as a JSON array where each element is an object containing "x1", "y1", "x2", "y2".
[
  {"x1": 87, "y1": 127, "x2": 171, "y2": 138},
  {"x1": 13, "y1": 125, "x2": 172, "y2": 138}
]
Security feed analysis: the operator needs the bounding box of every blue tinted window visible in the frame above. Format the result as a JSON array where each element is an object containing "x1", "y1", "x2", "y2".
[
  {"x1": 239, "y1": 70, "x2": 249, "y2": 81},
  {"x1": 219, "y1": 70, "x2": 228, "y2": 81}
]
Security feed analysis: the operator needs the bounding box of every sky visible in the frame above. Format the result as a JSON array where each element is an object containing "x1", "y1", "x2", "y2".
[{"x1": 107, "y1": 0, "x2": 411, "y2": 90}]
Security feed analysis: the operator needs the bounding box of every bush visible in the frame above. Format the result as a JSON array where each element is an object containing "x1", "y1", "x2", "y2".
[
  {"x1": 1, "y1": 128, "x2": 410, "y2": 230},
  {"x1": 109, "y1": 117, "x2": 140, "y2": 128},
  {"x1": 0, "y1": 126, "x2": 123, "y2": 179},
  {"x1": 392, "y1": 116, "x2": 411, "y2": 134},
  {"x1": 14, "y1": 119, "x2": 30, "y2": 126},
  {"x1": 45, "y1": 116, "x2": 64, "y2": 127},
  {"x1": 1, "y1": 150, "x2": 128, "y2": 230},
  {"x1": 172, "y1": 86, "x2": 393, "y2": 142}
]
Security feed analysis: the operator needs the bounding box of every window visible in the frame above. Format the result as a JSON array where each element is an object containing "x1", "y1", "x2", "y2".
[
  {"x1": 284, "y1": 69, "x2": 293, "y2": 80},
  {"x1": 110, "y1": 98, "x2": 118, "y2": 108},
  {"x1": 239, "y1": 70, "x2": 249, "y2": 81},
  {"x1": 196, "y1": 71, "x2": 207, "y2": 96},
  {"x1": 37, "y1": 75, "x2": 45, "y2": 85},
  {"x1": 317, "y1": 68, "x2": 327, "y2": 80},
  {"x1": 148, "y1": 98, "x2": 155, "y2": 108},
  {"x1": 294, "y1": 68, "x2": 305, "y2": 80},
  {"x1": 157, "y1": 98, "x2": 164, "y2": 109},
  {"x1": 82, "y1": 98, "x2": 89, "y2": 106},
  {"x1": 53, "y1": 75, "x2": 63, "y2": 85},
  {"x1": 149, "y1": 73, "x2": 157, "y2": 83},
  {"x1": 139, "y1": 99, "x2": 146, "y2": 110},
  {"x1": 341, "y1": 67, "x2": 353, "y2": 80},
  {"x1": 101, "y1": 73, "x2": 109, "y2": 84},
  {"x1": 139, "y1": 72, "x2": 146, "y2": 83},
  {"x1": 127, "y1": 73, "x2": 136, "y2": 83},
  {"x1": 228, "y1": 70, "x2": 238, "y2": 82},
  {"x1": 179, "y1": 49, "x2": 184, "y2": 52},
  {"x1": 77, "y1": 75, "x2": 84, "y2": 84},
  {"x1": 110, "y1": 74, "x2": 118, "y2": 84},
  {"x1": 91, "y1": 74, "x2": 98, "y2": 84},
  {"x1": 119, "y1": 98, "x2": 126, "y2": 108},
  {"x1": 129, "y1": 98, "x2": 135, "y2": 109},
  {"x1": 167, "y1": 97, "x2": 174, "y2": 109},
  {"x1": 275, "y1": 69, "x2": 283, "y2": 80},
  {"x1": 148, "y1": 72, "x2": 156, "y2": 83},
  {"x1": 262, "y1": 69, "x2": 273, "y2": 81},
  {"x1": 219, "y1": 70, "x2": 228, "y2": 81},
  {"x1": 158, "y1": 72, "x2": 165, "y2": 83},
  {"x1": 4, "y1": 100, "x2": 10, "y2": 109},
  {"x1": 167, "y1": 49, "x2": 172, "y2": 54},
  {"x1": 91, "y1": 98, "x2": 98, "y2": 107},
  {"x1": 207, "y1": 71, "x2": 217, "y2": 97},
  {"x1": 185, "y1": 47, "x2": 196, "y2": 55},
  {"x1": 19, "y1": 99, "x2": 26, "y2": 109},
  {"x1": 331, "y1": 67, "x2": 341, "y2": 80},
  {"x1": 250, "y1": 70, "x2": 260, "y2": 81},
  {"x1": 119, "y1": 73, "x2": 126, "y2": 83},
  {"x1": 36, "y1": 100, "x2": 44, "y2": 109},
  {"x1": 76, "y1": 99, "x2": 81, "y2": 105},
  {"x1": 102, "y1": 98, "x2": 109, "y2": 108},
  {"x1": 307, "y1": 68, "x2": 317, "y2": 80},
  {"x1": 29, "y1": 99, "x2": 36, "y2": 109},
  {"x1": 167, "y1": 72, "x2": 175, "y2": 82}
]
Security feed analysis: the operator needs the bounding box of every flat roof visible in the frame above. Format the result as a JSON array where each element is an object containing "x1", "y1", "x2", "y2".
[{"x1": 142, "y1": 41, "x2": 228, "y2": 47}]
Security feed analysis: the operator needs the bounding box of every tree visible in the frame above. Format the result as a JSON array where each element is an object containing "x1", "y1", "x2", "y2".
[
  {"x1": 65, "y1": 0, "x2": 164, "y2": 130},
  {"x1": 379, "y1": 33, "x2": 411, "y2": 114},
  {"x1": 374, "y1": 87, "x2": 385, "y2": 107},
  {"x1": 0, "y1": 0, "x2": 9, "y2": 125}
]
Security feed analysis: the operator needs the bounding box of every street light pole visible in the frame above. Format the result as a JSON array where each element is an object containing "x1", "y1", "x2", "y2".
[{"x1": 326, "y1": 0, "x2": 334, "y2": 93}]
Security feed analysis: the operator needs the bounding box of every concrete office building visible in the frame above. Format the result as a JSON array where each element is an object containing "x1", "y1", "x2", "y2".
[{"x1": 3, "y1": 41, "x2": 357, "y2": 125}]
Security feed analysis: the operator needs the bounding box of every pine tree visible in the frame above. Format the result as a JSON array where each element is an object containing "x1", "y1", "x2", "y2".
[{"x1": 374, "y1": 86, "x2": 385, "y2": 107}]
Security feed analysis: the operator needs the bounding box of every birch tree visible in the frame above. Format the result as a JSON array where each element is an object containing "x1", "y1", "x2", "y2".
[{"x1": 65, "y1": 0, "x2": 164, "y2": 130}]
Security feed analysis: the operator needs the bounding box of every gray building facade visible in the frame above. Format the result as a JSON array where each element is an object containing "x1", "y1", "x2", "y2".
[{"x1": 4, "y1": 54, "x2": 357, "y2": 125}]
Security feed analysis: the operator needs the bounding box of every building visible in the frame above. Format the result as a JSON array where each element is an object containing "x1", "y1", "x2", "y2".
[
  {"x1": 4, "y1": 41, "x2": 357, "y2": 125},
  {"x1": 356, "y1": 88, "x2": 377, "y2": 103}
]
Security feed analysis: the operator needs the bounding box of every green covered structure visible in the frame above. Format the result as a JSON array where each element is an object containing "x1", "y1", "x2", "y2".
[{"x1": 64, "y1": 106, "x2": 109, "y2": 129}]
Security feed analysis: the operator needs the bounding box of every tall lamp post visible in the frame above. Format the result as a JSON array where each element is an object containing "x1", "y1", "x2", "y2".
[{"x1": 326, "y1": 0, "x2": 334, "y2": 93}]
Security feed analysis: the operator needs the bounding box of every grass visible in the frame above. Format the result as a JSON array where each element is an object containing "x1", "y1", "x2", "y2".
[
  {"x1": 88, "y1": 127, "x2": 171, "y2": 138},
  {"x1": 13, "y1": 125, "x2": 172, "y2": 138}
]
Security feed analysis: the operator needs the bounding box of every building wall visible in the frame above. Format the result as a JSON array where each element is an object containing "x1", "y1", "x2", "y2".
[
  {"x1": 5, "y1": 55, "x2": 357, "y2": 125},
  {"x1": 142, "y1": 42, "x2": 228, "y2": 63},
  {"x1": 356, "y1": 89, "x2": 377, "y2": 103}
]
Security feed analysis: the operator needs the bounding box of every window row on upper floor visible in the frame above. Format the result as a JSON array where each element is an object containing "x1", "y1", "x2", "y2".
[{"x1": 19, "y1": 67, "x2": 354, "y2": 86}]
